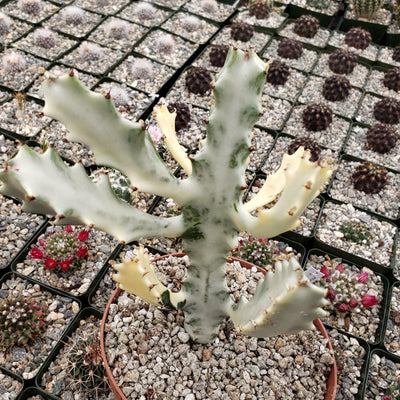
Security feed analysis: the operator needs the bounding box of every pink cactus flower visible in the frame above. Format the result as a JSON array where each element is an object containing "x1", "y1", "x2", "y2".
[
  {"x1": 357, "y1": 272, "x2": 368, "y2": 284},
  {"x1": 361, "y1": 295, "x2": 378, "y2": 308},
  {"x1": 78, "y1": 229, "x2": 90, "y2": 242},
  {"x1": 335, "y1": 263, "x2": 344, "y2": 273},
  {"x1": 349, "y1": 298, "x2": 358, "y2": 308},
  {"x1": 30, "y1": 246, "x2": 44, "y2": 259},
  {"x1": 327, "y1": 289, "x2": 336, "y2": 300},
  {"x1": 337, "y1": 303, "x2": 349, "y2": 313},
  {"x1": 320, "y1": 266, "x2": 331, "y2": 278},
  {"x1": 65, "y1": 225, "x2": 73, "y2": 233}
]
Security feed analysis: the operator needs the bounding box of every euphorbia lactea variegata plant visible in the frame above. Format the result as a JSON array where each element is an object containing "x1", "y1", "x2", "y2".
[{"x1": 0, "y1": 47, "x2": 333, "y2": 343}]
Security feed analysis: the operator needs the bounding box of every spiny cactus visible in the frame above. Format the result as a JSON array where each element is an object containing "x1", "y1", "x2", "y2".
[
  {"x1": 266, "y1": 60, "x2": 290, "y2": 86},
  {"x1": 18, "y1": 0, "x2": 42, "y2": 15},
  {"x1": 0, "y1": 12, "x2": 12, "y2": 36},
  {"x1": 249, "y1": 0, "x2": 270, "y2": 19},
  {"x1": 209, "y1": 45, "x2": 229, "y2": 68},
  {"x1": 131, "y1": 58, "x2": 153, "y2": 80},
  {"x1": 30, "y1": 226, "x2": 90, "y2": 271},
  {"x1": 182, "y1": 15, "x2": 201, "y2": 32},
  {"x1": 277, "y1": 37, "x2": 303, "y2": 59},
  {"x1": 344, "y1": 27, "x2": 371, "y2": 50},
  {"x1": 373, "y1": 97, "x2": 400, "y2": 125},
  {"x1": 302, "y1": 103, "x2": 333, "y2": 132},
  {"x1": 105, "y1": 19, "x2": 129, "y2": 40},
  {"x1": 293, "y1": 15, "x2": 320, "y2": 38},
  {"x1": 33, "y1": 28, "x2": 56, "y2": 49},
  {"x1": 156, "y1": 34, "x2": 175, "y2": 54},
  {"x1": 167, "y1": 102, "x2": 191, "y2": 132},
  {"x1": 351, "y1": 161, "x2": 388, "y2": 194},
  {"x1": 328, "y1": 49, "x2": 358, "y2": 75},
  {"x1": 322, "y1": 75, "x2": 351, "y2": 102},
  {"x1": 0, "y1": 48, "x2": 334, "y2": 343},
  {"x1": 2, "y1": 52, "x2": 26, "y2": 73},
  {"x1": 232, "y1": 236, "x2": 274, "y2": 269},
  {"x1": 383, "y1": 67, "x2": 400, "y2": 92},
  {"x1": 109, "y1": 86, "x2": 130, "y2": 108},
  {"x1": 61, "y1": 6, "x2": 85, "y2": 26},
  {"x1": 339, "y1": 220, "x2": 371, "y2": 243},
  {"x1": 133, "y1": 2, "x2": 156, "y2": 20},
  {"x1": 350, "y1": 0, "x2": 386, "y2": 20},
  {"x1": 63, "y1": 329, "x2": 108, "y2": 395},
  {"x1": 366, "y1": 123, "x2": 398, "y2": 153},
  {"x1": 0, "y1": 295, "x2": 46, "y2": 347},
  {"x1": 288, "y1": 136, "x2": 321, "y2": 162},
  {"x1": 184, "y1": 66, "x2": 212, "y2": 95},
  {"x1": 306, "y1": 0, "x2": 331, "y2": 10},
  {"x1": 230, "y1": 21, "x2": 254, "y2": 42},
  {"x1": 78, "y1": 42, "x2": 103, "y2": 62}
]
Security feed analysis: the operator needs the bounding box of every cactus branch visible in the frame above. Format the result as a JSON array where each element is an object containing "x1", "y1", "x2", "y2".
[
  {"x1": 42, "y1": 73, "x2": 186, "y2": 201},
  {"x1": 228, "y1": 257, "x2": 329, "y2": 337},
  {"x1": 0, "y1": 145, "x2": 184, "y2": 242}
]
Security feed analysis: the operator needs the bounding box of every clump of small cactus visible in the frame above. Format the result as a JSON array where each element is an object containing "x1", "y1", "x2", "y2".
[
  {"x1": 133, "y1": 2, "x2": 156, "y2": 20},
  {"x1": 232, "y1": 236, "x2": 274, "y2": 269},
  {"x1": 2, "y1": 52, "x2": 26, "y2": 73},
  {"x1": 63, "y1": 329, "x2": 108, "y2": 396},
  {"x1": 249, "y1": 0, "x2": 270, "y2": 19},
  {"x1": 288, "y1": 136, "x2": 321, "y2": 162},
  {"x1": 167, "y1": 102, "x2": 191, "y2": 132},
  {"x1": 277, "y1": 37, "x2": 303, "y2": 59},
  {"x1": 328, "y1": 48, "x2": 358, "y2": 75},
  {"x1": 182, "y1": 15, "x2": 201, "y2": 32},
  {"x1": 209, "y1": 44, "x2": 229, "y2": 68},
  {"x1": 185, "y1": 66, "x2": 212, "y2": 95},
  {"x1": 266, "y1": 59, "x2": 290, "y2": 86},
  {"x1": 18, "y1": 0, "x2": 42, "y2": 15},
  {"x1": 339, "y1": 220, "x2": 371, "y2": 243},
  {"x1": 230, "y1": 21, "x2": 254, "y2": 42},
  {"x1": 33, "y1": 28, "x2": 56, "y2": 49},
  {"x1": 293, "y1": 14, "x2": 320, "y2": 38},
  {"x1": 366, "y1": 123, "x2": 398, "y2": 153},
  {"x1": 383, "y1": 67, "x2": 400, "y2": 92},
  {"x1": 316, "y1": 258, "x2": 379, "y2": 317},
  {"x1": 156, "y1": 34, "x2": 175, "y2": 54},
  {"x1": 131, "y1": 58, "x2": 153, "y2": 80},
  {"x1": 351, "y1": 161, "x2": 388, "y2": 194},
  {"x1": 29, "y1": 226, "x2": 90, "y2": 271},
  {"x1": 78, "y1": 42, "x2": 103, "y2": 62},
  {"x1": 105, "y1": 19, "x2": 129, "y2": 40},
  {"x1": 322, "y1": 75, "x2": 351, "y2": 102},
  {"x1": 373, "y1": 97, "x2": 400, "y2": 125},
  {"x1": 201, "y1": 0, "x2": 218, "y2": 13},
  {"x1": 384, "y1": 377, "x2": 400, "y2": 400},
  {"x1": 0, "y1": 12, "x2": 12, "y2": 36},
  {"x1": 350, "y1": 0, "x2": 385, "y2": 20},
  {"x1": 344, "y1": 27, "x2": 371, "y2": 50},
  {"x1": 302, "y1": 103, "x2": 333, "y2": 131},
  {"x1": 393, "y1": 45, "x2": 400, "y2": 62},
  {"x1": 0, "y1": 295, "x2": 46, "y2": 347},
  {"x1": 61, "y1": 6, "x2": 85, "y2": 26}
]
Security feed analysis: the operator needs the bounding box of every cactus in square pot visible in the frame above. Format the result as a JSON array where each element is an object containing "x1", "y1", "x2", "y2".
[{"x1": 0, "y1": 47, "x2": 336, "y2": 398}]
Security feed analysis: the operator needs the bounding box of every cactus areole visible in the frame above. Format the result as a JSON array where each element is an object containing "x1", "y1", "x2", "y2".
[{"x1": 0, "y1": 48, "x2": 333, "y2": 344}]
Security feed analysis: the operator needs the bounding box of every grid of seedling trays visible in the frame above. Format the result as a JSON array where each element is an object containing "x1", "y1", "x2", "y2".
[{"x1": 0, "y1": 0, "x2": 400, "y2": 398}]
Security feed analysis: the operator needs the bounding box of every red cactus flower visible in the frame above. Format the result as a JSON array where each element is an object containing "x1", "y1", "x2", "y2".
[
  {"x1": 337, "y1": 303, "x2": 349, "y2": 313},
  {"x1": 59, "y1": 259, "x2": 71, "y2": 271},
  {"x1": 357, "y1": 272, "x2": 368, "y2": 284},
  {"x1": 383, "y1": 396, "x2": 392, "y2": 400},
  {"x1": 39, "y1": 239, "x2": 46, "y2": 246},
  {"x1": 349, "y1": 298, "x2": 358, "y2": 308},
  {"x1": 30, "y1": 246, "x2": 44, "y2": 259},
  {"x1": 77, "y1": 246, "x2": 88, "y2": 258},
  {"x1": 65, "y1": 225, "x2": 73, "y2": 233},
  {"x1": 78, "y1": 229, "x2": 90, "y2": 242},
  {"x1": 361, "y1": 295, "x2": 378, "y2": 308},
  {"x1": 44, "y1": 258, "x2": 57, "y2": 269},
  {"x1": 320, "y1": 266, "x2": 331, "y2": 278},
  {"x1": 327, "y1": 289, "x2": 336, "y2": 300},
  {"x1": 335, "y1": 263, "x2": 344, "y2": 273},
  {"x1": 258, "y1": 238, "x2": 268, "y2": 243}
]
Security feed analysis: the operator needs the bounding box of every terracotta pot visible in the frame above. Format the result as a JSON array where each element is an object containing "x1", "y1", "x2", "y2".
[{"x1": 100, "y1": 254, "x2": 337, "y2": 400}]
